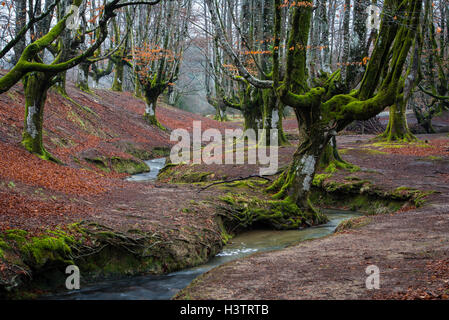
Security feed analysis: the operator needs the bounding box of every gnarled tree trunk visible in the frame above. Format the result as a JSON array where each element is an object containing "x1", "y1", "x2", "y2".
[
  {"x1": 22, "y1": 72, "x2": 56, "y2": 161},
  {"x1": 379, "y1": 100, "x2": 416, "y2": 142},
  {"x1": 142, "y1": 82, "x2": 167, "y2": 130}
]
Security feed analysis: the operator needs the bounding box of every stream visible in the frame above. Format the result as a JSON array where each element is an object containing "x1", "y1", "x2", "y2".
[
  {"x1": 126, "y1": 158, "x2": 167, "y2": 182},
  {"x1": 47, "y1": 158, "x2": 360, "y2": 300}
]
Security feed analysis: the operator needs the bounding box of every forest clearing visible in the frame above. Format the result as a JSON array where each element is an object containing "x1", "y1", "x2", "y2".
[{"x1": 0, "y1": 0, "x2": 448, "y2": 309}]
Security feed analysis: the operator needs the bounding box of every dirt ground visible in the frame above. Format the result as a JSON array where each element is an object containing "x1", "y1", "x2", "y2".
[
  {"x1": 176, "y1": 133, "x2": 449, "y2": 300},
  {"x1": 0, "y1": 82, "x2": 241, "y2": 291}
]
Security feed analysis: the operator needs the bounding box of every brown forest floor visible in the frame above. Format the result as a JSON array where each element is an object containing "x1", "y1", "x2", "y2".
[
  {"x1": 0, "y1": 81, "x2": 241, "y2": 233},
  {"x1": 1, "y1": 80, "x2": 449, "y2": 299},
  {"x1": 176, "y1": 133, "x2": 449, "y2": 300}
]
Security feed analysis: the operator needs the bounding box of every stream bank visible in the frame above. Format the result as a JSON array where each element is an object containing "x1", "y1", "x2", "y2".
[
  {"x1": 46, "y1": 210, "x2": 360, "y2": 300},
  {"x1": 174, "y1": 135, "x2": 449, "y2": 300},
  {"x1": 0, "y1": 153, "x2": 426, "y2": 299}
]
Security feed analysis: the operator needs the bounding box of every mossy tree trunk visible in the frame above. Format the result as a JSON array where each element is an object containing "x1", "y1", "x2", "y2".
[
  {"x1": 143, "y1": 93, "x2": 159, "y2": 127},
  {"x1": 260, "y1": 88, "x2": 288, "y2": 146},
  {"x1": 54, "y1": 71, "x2": 68, "y2": 96},
  {"x1": 270, "y1": 0, "x2": 422, "y2": 215},
  {"x1": 134, "y1": 73, "x2": 143, "y2": 98},
  {"x1": 111, "y1": 54, "x2": 125, "y2": 92},
  {"x1": 142, "y1": 81, "x2": 167, "y2": 130},
  {"x1": 218, "y1": 84, "x2": 263, "y2": 133},
  {"x1": 207, "y1": 0, "x2": 422, "y2": 221},
  {"x1": 76, "y1": 62, "x2": 91, "y2": 92},
  {"x1": 91, "y1": 60, "x2": 114, "y2": 89},
  {"x1": 319, "y1": 136, "x2": 356, "y2": 172},
  {"x1": 242, "y1": 101, "x2": 262, "y2": 133},
  {"x1": 214, "y1": 101, "x2": 228, "y2": 122},
  {"x1": 22, "y1": 72, "x2": 57, "y2": 161},
  {"x1": 267, "y1": 123, "x2": 329, "y2": 222},
  {"x1": 110, "y1": 17, "x2": 128, "y2": 92},
  {"x1": 208, "y1": 94, "x2": 228, "y2": 122},
  {"x1": 411, "y1": 95, "x2": 437, "y2": 133},
  {"x1": 378, "y1": 99, "x2": 416, "y2": 142},
  {"x1": 13, "y1": 0, "x2": 27, "y2": 65}
]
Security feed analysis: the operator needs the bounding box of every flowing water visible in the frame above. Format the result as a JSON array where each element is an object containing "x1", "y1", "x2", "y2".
[
  {"x1": 48, "y1": 210, "x2": 359, "y2": 300},
  {"x1": 126, "y1": 158, "x2": 166, "y2": 182},
  {"x1": 47, "y1": 158, "x2": 360, "y2": 300}
]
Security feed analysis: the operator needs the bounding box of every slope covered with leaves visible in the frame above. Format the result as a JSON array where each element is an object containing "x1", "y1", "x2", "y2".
[{"x1": 0, "y1": 79, "x2": 239, "y2": 233}]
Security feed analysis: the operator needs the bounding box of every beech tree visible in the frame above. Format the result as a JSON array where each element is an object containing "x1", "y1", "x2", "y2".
[
  {"x1": 203, "y1": 0, "x2": 289, "y2": 145},
  {"x1": 207, "y1": 0, "x2": 423, "y2": 220},
  {"x1": 379, "y1": 0, "x2": 448, "y2": 139},
  {"x1": 412, "y1": 0, "x2": 449, "y2": 133},
  {"x1": 129, "y1": 0, "x2": 192, "y2": 129}
]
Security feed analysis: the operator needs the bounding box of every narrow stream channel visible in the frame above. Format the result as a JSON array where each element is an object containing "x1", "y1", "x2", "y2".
[
  {"x1": 47, "y1": 159, "x2": 360, "y2": 300},
  {"x1": 126, "y1": 158, "x2": 167, "y2": 182}
]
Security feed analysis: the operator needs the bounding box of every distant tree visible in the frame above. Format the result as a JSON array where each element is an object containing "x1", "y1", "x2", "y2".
[{"x1": 128, "y1": 0, "x2": 191, "y2": 129}]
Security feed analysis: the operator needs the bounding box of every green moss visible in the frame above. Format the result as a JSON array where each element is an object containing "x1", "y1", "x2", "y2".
[
  {"x1": 144, "y1": 113, "x2": 167, "y2": 131},
  {"x1": 217, "y1": 193, "x2": 322, "y2": 231},
  {"x1": 309, "y1": 175, "x2": 432, "y2": 215},
  {"x1": 156, "y1": 163, "x2": 180, "y2": 181},
  {"x1": 85, "y1": 156, "x2": 150, "y2": 175},
  {"x1": 319, "y1": 143, "x2": 360, "y2": 174},
  {"x1": 266, "y1": 168, "x2": 297, "y2": 201},
  {"x1": 312, "y1": 174, "x2": 333, "y2": 187},
  {"x1": 110, "y1": 157, "x2": 149, "y2": 175},
  {"x1": 321, "y1": 179, "x2": 371, "y2": 194},
  {"x1": 21, "y1": 236, "x2": 74, "y2": 269},
  {"x1": 180, "y1": 171, "x2": 213, "y2": 183},
  {"x1": 0, "y1": 239, "x2": 9, "y2": 258},
  {"x1": 425, "y1": 156, "x2": 444, "y2": 161},
  {"x1": 368, "y1": 141, "x2": 431, "y2": 150},
  {"x1": 0, "y1": 239, "x2": 8, "y2": 249},
  {"x1": 218, "y1": 179, "x2": 268, "y2": 191},
  {"x1": 126, "y1": 146, "x2": 152, "y2": 160},
  {"x1": 0, "y1": 221, "x2": 223, "y2": 297},
  {"x1": 0, "y1": 228, "x2": 77, "y2": 271},
  {"x1": 67, "y1": 110, "x2": 86, "y2": 129},
  {"x1": 361, "y1": 148, "x2": 389, "y2": 155},
  {"x1": 152, "y1": 147, "x2": 170, "y2": 158},
  {"x1": 391, "y1": 186, "x2": 434, "y2": 206},
  {"x1": 221, "y1": 230, "x2": 232, "y2": 245},
  {"x1": 4, "y1": 229, "x2": 28, "y2": 243},
  {"x1": 325, "y1": 163, "x2": 337, "y2": 173},
  {"x1": 310, "y1": 189, "x2": 404, "y2": 215},
  {"x1": 215, "y1": 216, "x2": 233, "y2": 245},
  {"x1": 85, "y1": 157, "x2": 110, "y2": 172},
  {"x1": 325, "y1": 161, "x2": 360, "y2": 173}
]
